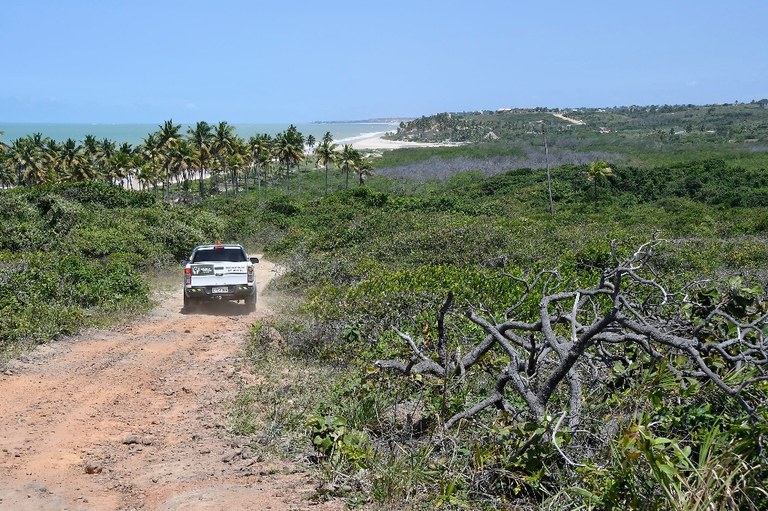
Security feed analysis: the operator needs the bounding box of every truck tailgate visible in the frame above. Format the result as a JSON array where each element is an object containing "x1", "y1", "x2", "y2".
[{"x1": 189, "y1": 263, "x2": 248, "y2": 287}]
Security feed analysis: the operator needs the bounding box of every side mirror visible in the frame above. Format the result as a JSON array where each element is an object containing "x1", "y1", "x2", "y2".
[
  {"x1": 182, "y1": 260, "x2": 188, "y2": 266},
  {"x1": 249, "y1": 256, "x2": 260, "y2": 264}
]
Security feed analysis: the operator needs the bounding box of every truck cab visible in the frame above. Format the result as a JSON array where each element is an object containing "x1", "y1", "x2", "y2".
[{"x1": 183, "y1": 243, "x2": 259, "y2": 311}]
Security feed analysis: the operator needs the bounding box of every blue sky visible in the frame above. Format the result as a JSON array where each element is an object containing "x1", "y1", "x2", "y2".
[{"x1": 1, "y1": 0, "x2": 766, "y2": 123}]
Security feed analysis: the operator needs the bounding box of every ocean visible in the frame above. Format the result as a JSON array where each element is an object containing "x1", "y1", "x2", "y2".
[{"x1": 0, "y1": 122, "x2": 399, "y2": 147}]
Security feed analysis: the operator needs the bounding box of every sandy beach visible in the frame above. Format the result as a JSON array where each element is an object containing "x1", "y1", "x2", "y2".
[{"x1": 351, "y1": 132, "x2": 461, "y2": 150}]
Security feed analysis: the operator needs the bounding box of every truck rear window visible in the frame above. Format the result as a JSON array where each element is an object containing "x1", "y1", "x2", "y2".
[{"x1": 191, "y1": 248, "x2": 247, "y2": 263}]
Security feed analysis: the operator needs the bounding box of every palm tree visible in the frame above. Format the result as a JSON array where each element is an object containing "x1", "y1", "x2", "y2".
[
  {"x1": 274, "y1": 132, "x2": 290, "y2": 193},
  {"x1": 315, "y1": 132, "x2": 337, "y2": 195},
  {"x1": 60, "y1": 138, "x2": 86, "y2": 182},
  {"x1": 115, "y1": 143, "x2": 135, "y2": 188},
  {"x1": 337, "y1": 144, "x2": 360, "y2": 189},
  {"x1": 173, "y1": 139, "x2": 197, "y2": 200},
  {"x1": 106, "y1": 146, "x2": 131, "y2": 187},
  {"x1": 285, "y1": 125, "x2": 304, "y2": 146},
  {"x1": 288, "y1": 125, "x2": 306, "y2": 173},
  {"x1": 99, "y1": 138, "x2": 116, "y2": 182},
  {"x1": 137, "y1": 163, "x2": 158, "y2": 193},
  {"x1": 43, "y1": 139, "x2": 63, "y2": 182},
  {"x1": 0, "y1": 131, "x2": 7, "y2": 185},
  {"x1": 129, "y1": 151, "x2": 145, "y2": 191},
  {"x1": 355, "y1": 158, "x2": 373, "y2": 186},
  {"x1": 96, "y1": 139, "x2": 125, "y2": 185},
  {"x1": 156, "y1": 120, "x2": 182, "y2": 201},
  {"x1": 8, "y1": 135, "x2": 48, "y2": 185},
  {"x1": 585, "y1": 161, "x2": 614, "y2": 211},
  {"x1": 187, "y1": 121, "x2": 213, "y2": 199},
  {"x1": 140, "y1": 133, "x2": 161, "y2": 195},
  {"x1": 211, "y1": 121, "x2": 235, "y2": 196},
  {"x1": 0, "y1": 134, "x2": 12, "y2": 188},
  {"x1": 7, "y1": 138, "x2": 35, "y2": 186},
  {"x1": 275, "y1": 130, "x2": 304, "y2": 194},
  {"x1": 82, "y1": 134, "x2": 102, "y2": 181},
  {"x1": 306, "y1": 134, "x2": 316, "y2": 155},
  {"x1": 248, "y1": 133, "x2": 272, "y2": 203},
  {"x1": 0, "y1": 159, "x2": 12, "y2": 189},
  {"x1": 228, "y1": 135, "x2": 247, "y2": 196}
]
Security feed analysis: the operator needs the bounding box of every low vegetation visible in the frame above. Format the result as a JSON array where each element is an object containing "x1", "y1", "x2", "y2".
[
  {"x1": 244, "y1": 157, "x2": 767, "y2": 509},
  {"x1": 0, "y1": 182, "x2": 226, "y2": 359},
  {"x1": 388, "y1": 102, "x2": 768, "y2": 147},
  {"x1": 1, "y1": 106, "x2": 767, "y2": 509}
]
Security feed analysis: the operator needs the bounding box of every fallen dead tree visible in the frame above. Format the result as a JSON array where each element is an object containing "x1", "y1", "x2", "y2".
[{"x1": 376, "y1": 239, "x2": 768, "y2": 431}]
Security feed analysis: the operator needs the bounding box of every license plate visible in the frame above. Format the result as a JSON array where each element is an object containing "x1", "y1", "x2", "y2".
[{"x1": 212, "y1": 287, "x2": 229, "y2": 294}]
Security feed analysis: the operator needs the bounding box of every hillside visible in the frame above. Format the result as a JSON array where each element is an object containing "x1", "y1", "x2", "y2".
[
  {"x1": 1, "y1": 108, "x2": 767, "y2": 509},
  {"x1": 389, "y1": 101, "x2": 768, "y2": 144}
]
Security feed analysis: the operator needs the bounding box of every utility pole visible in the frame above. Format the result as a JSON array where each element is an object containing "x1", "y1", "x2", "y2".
[{"x1": 543, "y1": 123, "x2": 554, "y2": 215}]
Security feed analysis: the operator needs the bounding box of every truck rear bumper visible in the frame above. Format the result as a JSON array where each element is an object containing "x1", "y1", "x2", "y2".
[{"x1": 185, "y1": 285, "x2": 256, "y2": 301}]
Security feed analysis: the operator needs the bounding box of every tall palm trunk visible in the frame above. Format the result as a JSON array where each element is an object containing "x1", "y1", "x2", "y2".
[
  {"x1": 162, "y1": 161, "x2": 171, "y2": 201},
  {"x1": 263, "y1": 165, "x2": 268, "y2": 201},
  {"x1": 220, "y1": 157, "x2": 228, "y2": 197},
  {"x1": 285, "y1": 163, "x2": 290, "y2": 194},
  {"x1": 256, "y1": 163, "x2": 261, "y2": 204}
]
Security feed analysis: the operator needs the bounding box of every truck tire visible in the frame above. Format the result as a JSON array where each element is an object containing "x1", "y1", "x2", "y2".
[
  {"x1": 183, "y1": 294, "x2": 196, "y2": 312},
  {"x1": 245, "y1": 290, "x2": 257, "y2": 312}
]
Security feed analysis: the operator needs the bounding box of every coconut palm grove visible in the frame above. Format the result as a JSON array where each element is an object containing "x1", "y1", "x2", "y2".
[{"x1": 0, "y1": 121, "x2": 376, "y2": 199}]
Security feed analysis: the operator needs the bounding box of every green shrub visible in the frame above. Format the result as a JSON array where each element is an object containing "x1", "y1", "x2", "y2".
[
  {"x1": 51, "y1": 181, "x2": 157, "y2": 208},
  {"x1": 306, "y1": 414, "x2": 373, "y2": 469},
  {"x1": 266, "y1": 195, "x2": 301, "y2": 216},
  {"x1": 0, "y1": 251, "x2": 147, "y2": 349}
]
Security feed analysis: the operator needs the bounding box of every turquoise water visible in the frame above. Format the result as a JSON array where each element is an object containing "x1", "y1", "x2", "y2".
[{"x1": 0, "y1": 122, "x2": 399, "y2": 147}]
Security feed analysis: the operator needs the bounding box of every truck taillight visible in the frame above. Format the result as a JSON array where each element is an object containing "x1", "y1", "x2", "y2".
[
  {"x1": 184, "y1": 267, "x2": 191, "y2": 286},
  {"x1": 247, "y1": 265, "x2": 253, "y2": 283}
]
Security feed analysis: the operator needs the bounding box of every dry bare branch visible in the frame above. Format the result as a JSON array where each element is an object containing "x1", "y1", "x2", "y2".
[{"x1": 378, "y1": 240, "x2": 767, "y2": 442}]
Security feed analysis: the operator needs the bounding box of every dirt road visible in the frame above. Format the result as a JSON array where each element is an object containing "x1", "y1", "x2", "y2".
[
  {"x1": 0, "y1": 260, "x2": 341, "y2": 511},
  {"x1": 551, "y1": 112, "x2": 586, "y2": 125}
]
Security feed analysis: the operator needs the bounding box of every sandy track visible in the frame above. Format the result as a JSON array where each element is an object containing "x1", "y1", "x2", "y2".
[
  {"x1": 0, "y1": 260, "x2": 341, "y2": 511},
  {"x1": 551, "y1": 112, "x2": 585, "y2": 125}
]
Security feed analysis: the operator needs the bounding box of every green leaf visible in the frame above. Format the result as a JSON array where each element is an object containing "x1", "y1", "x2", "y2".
[{"x1": 657, "y1": 463, "x2": 678, "y2": 476}]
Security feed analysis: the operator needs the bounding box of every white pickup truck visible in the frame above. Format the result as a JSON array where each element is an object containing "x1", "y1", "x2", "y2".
[{"x1": 183, "y1": 243, "x2": 259, "y2": 311}]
